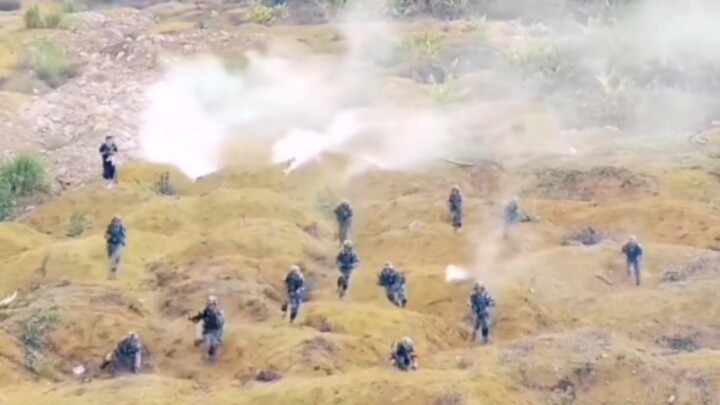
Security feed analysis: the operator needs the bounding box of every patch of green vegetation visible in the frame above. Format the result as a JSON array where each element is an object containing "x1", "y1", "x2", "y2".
[
  {"x1": 23, "y1": 3, "x2": 79, "y2": 29},
  {"x1": 21, "y1": 308, "x2": 60, "y2": 373},
  {"x1": 246, "y1": 0, "x2": 287, "y2": 25},
  {"x1": 315, "y1": 0, "x2": 348, "y2": 16},
  {"x1": 409, "y1": 30, "x2": 444, "y2": 61},
  {"x1": 67, "y1": 211, "x2": 90, "y2": 237},
  {"x1": 26, "y1": 40, "x2": 78, "y2": 88},
  {"x1": 154, "y1": 172, "x2": 176, "y2": 196},
  {"x1": 507, "y1": 39, "x2": 564, "y2": 77},
  {"x1": 0, "y1": 152, "x2": 48, "y2": 221}
]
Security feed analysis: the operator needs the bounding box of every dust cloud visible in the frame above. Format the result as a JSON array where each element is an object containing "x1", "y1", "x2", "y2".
[{"x1": 136, "y1": 0, "x2": 720, "y2": 288}]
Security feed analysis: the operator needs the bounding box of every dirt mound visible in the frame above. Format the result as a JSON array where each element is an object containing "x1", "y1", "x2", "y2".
[
  {"x1": 1, "y1": 155, "x2": 720, "y2": 405},
  {"x1": 530, "y1": 166, "x2": 659, "y2": 201}
]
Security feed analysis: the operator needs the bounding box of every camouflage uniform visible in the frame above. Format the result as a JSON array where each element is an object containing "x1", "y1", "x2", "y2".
[
  {"x1": 282, "y1": 266, "x2": 305, "y2": 323},
  {"x1": 621, "y1": 236, "x2": 643, "y2": 286},
  {"x1": 377, "y1": 263, "x2": 407, "y2": 308},
  {"x1": 189, "y1": 296, "x2": 226, "y2": 361},
  {"x1": 336, "y1": 240, "x2": 359, "y2": 299},
  {"x1": 391, "y1": 337, "x2": 417, "y2": 371},
  {"x1": 503, "y1": 197, "x2": 520, "y2": 239},
  {"x1": 469, "y1": 283, "x2": 495, "y2": 344},
  {"x1": 448, "y1": 186, "x2": 463, "y2": 231},
  {"x1": 106, "y1": 332, "x2": 142, "y2": 374},
  {"x1": 105, "y1": 216, "x2": 127, "y2": 278},
  {"x1": 334, "y1": 200, "x2": 353, "y2": 244}
]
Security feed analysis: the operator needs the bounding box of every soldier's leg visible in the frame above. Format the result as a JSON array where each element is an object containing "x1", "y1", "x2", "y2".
[
  {"x1": 338, "y1": 222, "x2": 348, "y2": 243},
  {"x1": 109, "y1": 244, "x2": 124, "y2": 277},
  {"x1": 336, "y1": 274, "x2": 345, "y2": 297},
  {"x1": 385, "y1": 288, "x2": 395, "y2": 305},
  {"x1": 480, "y1": 316, "x2": 490, "y2": 344},
  {"x1": 338, "y1": 271, "x2": 350, "y2": 298},
  {"x1": 632, "y1": 260, "x2": 641, "y2": 285},
  {"x1": 107, "y1": 244, "x2": 118, "y2": 276},
  {"x1": 289, "y1": 295, "x2": 300, "y2": 323},
  {"x1": 132, "y1": 353, "x2": 141, "y2": 374},
  {"x1": 472, "y1": 315, "x2": 481, "y2": 341},
  {"x1": 453, "y1": 211, "x2": 462, "y2": 230},
  {"x1": 281, "y1": 300, "x2": 288, "y2": 314},
  {"x1": 207, "y1": 333, "x2": 219, "y2": 359},
  {"x1": 397, "y1": 287, "x2": 407, "y2": 308}
]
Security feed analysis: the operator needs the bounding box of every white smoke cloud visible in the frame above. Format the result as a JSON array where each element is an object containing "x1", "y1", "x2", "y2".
[{"x1": 445, "y1": 265, "x2": 472, "y2": 283}]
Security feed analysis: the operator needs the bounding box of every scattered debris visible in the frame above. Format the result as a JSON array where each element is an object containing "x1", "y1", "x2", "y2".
[
  {"x1": 661, "y1": 255, "x2": 720, "y2": 283},
  {"x1": 255, "y1": 369, "x2": 282, "y2": 382},
  {"x1": 0, "y1": 290, "x2": 18, "y2": 309},
  {"x1": 657, "y1": 335, "x2": 699, "y2": 353},
  {"x1": 432, "y1": 391, "x2": 465, "y2": 405},
  {"x1": 595, "y1": 274, "x2": 613, "y2": 285},
  {"x1": 562, "y1": 227, "x2": 608, "y2": 246}
]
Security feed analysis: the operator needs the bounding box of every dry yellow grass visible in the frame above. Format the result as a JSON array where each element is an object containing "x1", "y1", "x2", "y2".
[
  {"x1": 146, "y1": 20, "x2": 196, "y2": 36},
  {"x1": 0, "y1": 157, "x2": 719, "y2": 404},
  {"x1": 1, "y1": 8, "x2": 720, "y2": 405}
]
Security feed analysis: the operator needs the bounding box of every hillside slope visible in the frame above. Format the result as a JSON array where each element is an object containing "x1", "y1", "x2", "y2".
[{"x1": 1, "y1": 158, "x2": 720, "y2": 405}]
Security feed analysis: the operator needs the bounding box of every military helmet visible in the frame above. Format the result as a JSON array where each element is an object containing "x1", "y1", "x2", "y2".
[
  {"x1": 629, "y1": 235, "x2": 637, "y2": 242},
  {"x1": 207, "y1": 295, "x2": 218, "y2": 304},
  {"x1": 342, "y1": 240, "x2": 353, "y2": 248},
  {"x1": 401, "y1": 336, "x2": 413, "y2": 346},
  {"x1": 384, "y1": 262, "x2": 393, "y2": 268},
  {"x1": 451, "y1": 185, "x2": 460, "y2": 191},
  {"x1": 473, "y1": 282, "x2": 484, "y2": 292},
  {"x1": 290, "y1": 265, "x2": 300, "y2": 272},
  {"x1": 127, "y1": 331, "x2": 139, "y2": 339}
]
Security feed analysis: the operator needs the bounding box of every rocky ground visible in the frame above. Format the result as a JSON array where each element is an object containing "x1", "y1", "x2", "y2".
[{"x1": 2, "y1": 0, "x2": 720, "y2": 404}]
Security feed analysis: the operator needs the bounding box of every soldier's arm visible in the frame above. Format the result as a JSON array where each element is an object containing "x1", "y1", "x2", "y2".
[{"x1": 188, "y1": 309, "x2": 204, "y2": 323}]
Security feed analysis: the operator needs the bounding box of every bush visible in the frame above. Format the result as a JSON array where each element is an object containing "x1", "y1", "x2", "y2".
[
  {"x1": 23, "y1": 4, "x2": 69, "y2": 29},
  {"x1": 0, "y1": 179, "x2": 11, "y2": 221},
  {"x1": 0, "y1": 153, "x2": 47, "y2": 196},
  {"x1": 67, "y1": 212, "x2": 90, "y2": 237},
  {"x1": 27, "y1": 40, "x2": 78, "y2": 88},
  {"x1": 247, "y1": 1, "x2": 287, "y2": 25}
]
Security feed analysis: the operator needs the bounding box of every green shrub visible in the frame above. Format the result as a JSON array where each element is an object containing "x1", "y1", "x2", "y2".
[
  {"x1": 0, "y1": 179, "x2": 11, "y2": 221},
  {"x1": 0, "y1": 153, "x2": 47, "y2": 196},
  {"x1": 23, "y1": 4, "x2": 71, "y2": 29},
  {"x1": 247, "y1": 1, "x2": 287, "y2": 25},
  {"x1": 67, "y1": 212, "x2": 90, "y2": 237},
  {"x1": 23, "y1": 5, "x2": 43, "y2": 28},
  {"x1": 27, "y1": 40, "x2": 78, "y2": 88}
]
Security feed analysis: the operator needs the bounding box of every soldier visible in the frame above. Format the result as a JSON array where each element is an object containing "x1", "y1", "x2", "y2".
[
  {"x1": 469, "y1": 283, "x2": 495, "y2": 344},
  {"x1": 390, "y1": 337, "x2": 418, "y2": 371},
  {"x1": 99, "y1": 136, "x2": 119, "y2": 189},
  {"x1": 100, "y1": 331, "x2": 142, "y2": 375},
  {"x1": 336, "y1": 240, "x2": 359, "y2": 299},
  {"x1": 448, "y1": 185, "x2": 463, "y2": 232},
  {"x1": 105, "y1": 215, "x2": 127, "y2": 279},
  {"x1": 189, "y1": 295, "x2": 226, "y2": 361},
  {"x1": 621, "y1": 235, "x2": 643, "y2": 286},
  {"x1": 281, "y1": 265, "x2": 305, "y2": 323},
  {"x1": 377, "y1": 262, "x2": 407, "y2": 308},
  {"x1": 503, "y1": 196, "x2": 521, "y2": 239},
  {"x1": 334, "y1": 199, "x2": 353, "y2": 244}
]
